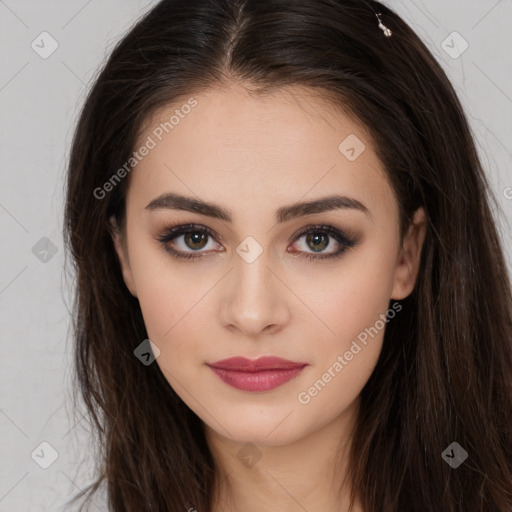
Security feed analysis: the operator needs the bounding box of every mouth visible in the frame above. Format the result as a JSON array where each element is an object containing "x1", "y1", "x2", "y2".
[{"x1": 207, "y1": 356, "x2": 308, "y2": 392}]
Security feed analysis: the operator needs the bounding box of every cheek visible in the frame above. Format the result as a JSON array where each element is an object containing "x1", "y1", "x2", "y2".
[
  {"x1": 126, "y1": 240, "x2": 196, "y2": 343},
  {"x1": 293, "y1": 278, "x2": 395, "y2": 432},
  {"x1": 293, "y1": 241, "x2": 398, "y2": 400},
  {"x1": 135, "y1": 270, "x2": 209, "y2": 389},
  {"x1": 303, "y1": 241, "x2": 398, "y2": 349}
]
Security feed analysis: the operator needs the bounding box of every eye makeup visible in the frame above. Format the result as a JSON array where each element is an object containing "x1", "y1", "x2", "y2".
[{"x1": 155, "y1": 222, "x2": 359, "y2": 261}]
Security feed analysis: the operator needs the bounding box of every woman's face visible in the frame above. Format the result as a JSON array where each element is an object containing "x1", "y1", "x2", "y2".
[{"x1": 112, "y1": 84, "x2": 426, "y2": 446}]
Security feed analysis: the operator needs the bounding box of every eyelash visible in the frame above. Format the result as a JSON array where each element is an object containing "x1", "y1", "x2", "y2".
[{"x1": 156, "y1": 223, "x2": 357, "y2": 261}]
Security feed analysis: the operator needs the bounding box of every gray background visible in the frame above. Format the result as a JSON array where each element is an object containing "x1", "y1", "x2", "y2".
[{"x1": 0, "y1": 1, "x2": 511, "y2": 510}]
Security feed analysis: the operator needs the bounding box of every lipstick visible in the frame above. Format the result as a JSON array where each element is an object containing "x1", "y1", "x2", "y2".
[{"x1": 207, "y1": 356, "x2": 308, "y2": 392}]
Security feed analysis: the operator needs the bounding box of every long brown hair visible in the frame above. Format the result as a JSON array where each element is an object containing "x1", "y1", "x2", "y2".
[{"x1": 63, "y1": 0, "x2": 512, "y2": 510}]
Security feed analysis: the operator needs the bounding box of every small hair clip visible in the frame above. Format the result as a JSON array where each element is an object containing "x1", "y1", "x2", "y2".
[{"x1": 375, "y1": 12, "x2": 392, "y2": 37}]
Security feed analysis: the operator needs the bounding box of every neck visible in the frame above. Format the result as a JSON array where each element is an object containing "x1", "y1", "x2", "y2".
[{"x1": 205, "y1": 396, "x2": 363, "y2": 512}]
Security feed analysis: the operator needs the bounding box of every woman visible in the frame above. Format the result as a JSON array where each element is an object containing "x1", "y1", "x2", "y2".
[{"x1": 63, "y1": 0, "x2": 512, "y2": 510}]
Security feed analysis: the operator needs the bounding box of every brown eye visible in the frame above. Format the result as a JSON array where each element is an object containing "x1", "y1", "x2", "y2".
[
  {"x1": 157, "y1": 224, "x2": 223, "y2": 260},
  {"x1": 184, "y1": 231, "x2": 209, "y2": 250},
  {"x1": 288, "y1": 225, "x2": 357, "y2": 261},
  {"x1": 305, "y1": 232, "x2": 330, "y2": 252},
  {"x1": 158, "y1": 223, "x2": 357, "y2": 262}
]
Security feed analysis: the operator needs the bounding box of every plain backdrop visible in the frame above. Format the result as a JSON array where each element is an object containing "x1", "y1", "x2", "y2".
[{"x1": 0, "y1": 0, "x2": 511, "y2": 510}]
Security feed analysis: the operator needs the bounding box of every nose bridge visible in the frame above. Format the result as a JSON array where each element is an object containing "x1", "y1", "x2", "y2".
[
  {"x1": 235, "y1": 250, "x2": 272, "y2": 301},
  {"x1": 220, "y1": 245, "x2": 290, "y2": 336}
]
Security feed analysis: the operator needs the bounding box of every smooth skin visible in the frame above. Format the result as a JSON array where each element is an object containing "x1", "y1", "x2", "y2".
[{"x1": 111, "y1": 83, "x2": 427, "y2": 512}]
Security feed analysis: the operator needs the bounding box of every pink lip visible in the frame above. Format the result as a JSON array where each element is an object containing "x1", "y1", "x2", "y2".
[{"x1": 207, "y1": 356, "x2": 308, "y2": 392}]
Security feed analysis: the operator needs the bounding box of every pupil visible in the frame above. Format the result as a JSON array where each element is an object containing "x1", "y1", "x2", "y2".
[{"x1": 307, "y1": 233, "x2": 328, "y2": 252}]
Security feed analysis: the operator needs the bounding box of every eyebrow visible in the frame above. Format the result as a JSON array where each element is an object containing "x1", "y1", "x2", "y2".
[{"x1": 144, "y1": 192, "x2": 370, "y2": 223}]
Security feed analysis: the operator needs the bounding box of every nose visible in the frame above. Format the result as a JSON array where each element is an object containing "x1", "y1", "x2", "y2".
[{"x1": 219, "y1": 251, "x2": 291, "y2": 338}]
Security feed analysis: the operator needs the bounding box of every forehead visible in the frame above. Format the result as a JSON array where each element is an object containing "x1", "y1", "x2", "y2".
[{"x1": 127, "y1": 83, "x2": 396, "y2": 221}]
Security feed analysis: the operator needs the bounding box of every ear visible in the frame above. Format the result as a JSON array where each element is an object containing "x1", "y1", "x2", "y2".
[
  {"x1": 109, "y1": 216, "x2": 138, "y2": 298},
  {"x1": 391, "y1": 207, "x2": 427, "y2": 300}
]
